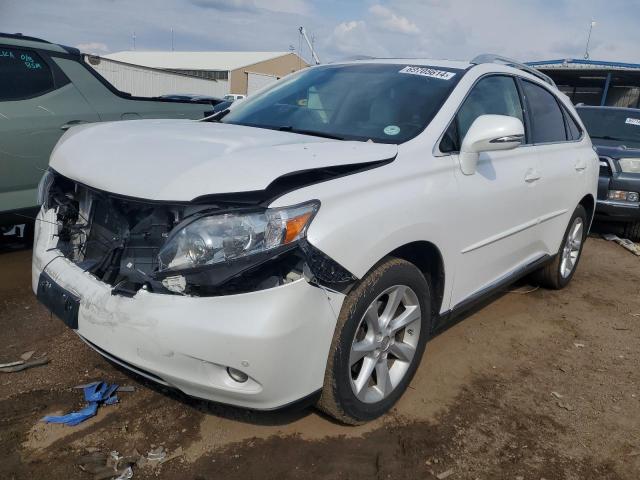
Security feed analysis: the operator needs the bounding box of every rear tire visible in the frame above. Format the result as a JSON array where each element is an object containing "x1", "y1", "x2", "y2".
[
  {"x1": 623, "y1": 221, "x2": 640, "y2": 243},
  {"x1": 317, "y1": 257, "x2": 431, "y2": 425},
  {"x1": 532, "y1": 205, "x2": 587, "y2": 290}
]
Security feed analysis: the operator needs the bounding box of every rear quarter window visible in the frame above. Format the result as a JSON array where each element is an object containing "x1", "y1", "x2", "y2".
[{"x1": 0, "y1": 47, "x2": 54, "y2": 101}]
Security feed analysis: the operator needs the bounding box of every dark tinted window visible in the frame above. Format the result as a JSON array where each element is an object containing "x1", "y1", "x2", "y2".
[
  {"x1": 563, "y1": 107, "x2": 582, "y2": 141},
  {"x1": 0, "y1": 47, "x2": 54, "y2": 101},
  {"x1": 522, "y1": 81, "x2": 567, "y2": 143},
  {"x1": 440, "y1": 76, "x2": 524, "y2": 152},
  {"x1": 577, "y1": 107, "x2": 640, "y2": 149},
  {"x1": 223, "y1": 63, "x2": 463, "y2": 144}
]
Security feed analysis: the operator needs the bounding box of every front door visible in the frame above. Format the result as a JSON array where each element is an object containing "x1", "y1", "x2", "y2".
[{"x1": 440, "y1": 75, "x2": 543, "y2": 308}]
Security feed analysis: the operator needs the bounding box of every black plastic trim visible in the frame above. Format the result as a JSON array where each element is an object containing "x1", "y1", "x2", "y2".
[
  {"x1": 433, "y1": 254, "x2": 552, "y2": 334},
  {"x1": 192, "y1": 157, "x2": 396, "y2": 207}
]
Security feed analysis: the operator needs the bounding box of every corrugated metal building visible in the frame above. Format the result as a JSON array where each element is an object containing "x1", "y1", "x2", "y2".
[
  {"x1": 529, "y1": 59, "x2": 640, "y2": 108},
  {"x1": 85, "y1": 55, "x2": 228, "y2": 98},
  {"x1": 104, "y1": 51, "x2": 309, "y2": 95}
]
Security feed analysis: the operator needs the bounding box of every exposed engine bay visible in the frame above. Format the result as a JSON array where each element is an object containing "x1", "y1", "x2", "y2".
[{"x1": 42, "y1": 172, "x2": 355, "y2": 297}]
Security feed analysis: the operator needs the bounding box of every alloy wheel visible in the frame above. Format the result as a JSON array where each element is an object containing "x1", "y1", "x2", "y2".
[
  {"x1": 349, "y1": 285, "x2": 422, "y2": 403},
  {"x1": 560, "y1": 217, "x2": 584, "y2": 278}
]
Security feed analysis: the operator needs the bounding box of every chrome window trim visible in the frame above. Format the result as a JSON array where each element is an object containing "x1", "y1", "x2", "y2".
[{"x1": 433, "y1": 72, "x2": 585, "y2": 158}]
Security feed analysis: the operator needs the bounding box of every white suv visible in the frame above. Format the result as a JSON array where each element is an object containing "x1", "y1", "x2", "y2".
[{"x1": 33, "y1": 55, "x2": 598, "y2": 424}]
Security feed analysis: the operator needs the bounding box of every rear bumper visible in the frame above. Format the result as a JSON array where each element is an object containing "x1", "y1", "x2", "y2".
[
  {"x1": 32, "y1": 208, "x2": 345, "y2": 410},
  {"x1": 595, "y1": 199, "x2": 640, "y2": 223}
]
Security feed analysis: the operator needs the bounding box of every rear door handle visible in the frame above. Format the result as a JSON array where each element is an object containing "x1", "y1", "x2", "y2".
[
  {"x1": 60, "y1": 120, "x2": 88, "y2": 131},
  {"x1": 524, "y1": 169, "x2": 541, "y2": 183},
  {"x1": 575, "y1": 159, "x2": 587, "y2": 172}
]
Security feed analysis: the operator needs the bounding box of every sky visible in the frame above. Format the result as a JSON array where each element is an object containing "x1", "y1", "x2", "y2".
[{"x1": 2, "y1": 0, "x2": 640, "y2": 64}]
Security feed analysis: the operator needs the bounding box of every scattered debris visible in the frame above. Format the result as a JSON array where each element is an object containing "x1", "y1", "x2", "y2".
[
  {"x1": 551, "y1": 391, "x2": 563, "y2": 399},
  {"x1": 602, "y1": 234, "x2": 640, "y2": 256},
  {"x1": 508, "y1": 285, "x2": 540, "y2": 294},
  {"x1": 436, "y1": 469, "x2": 454, "y2": 479},
  {"x1": 77, "y1": 446, "x2": 179, "y2": 479},
  {"x1": 20, "y1": 350, "x2": 35, "y2": 361},
  {"x1": 0, "y1": 354, "x2": 49, "y2": 373},
  {"x1": 613, "y1": 326, "x2": 631, "y2": 331},
  {"x1": 114, "y1": 467, "x2": 133, "y2": 480},
  {"x1": 42, "y1": 381, "x2": 119, "y2": 426},
  {"x1": 573, "y1": 343, "x2": 585, "y2": 348},
  {"x1": 556, "y1": 401, "x2": 575, "y2": 412},
  {"x1": 630, "y1": 313, "x2": 640, "y2": 317},
  {"x1": 146, "y1": 446, "x2": 166, "y2": 463},
  {"x1": 117, "y1": 385, "x2": 136, "y2": 393},
  {"x1": 78, "y1": 450, "x2": 138, "y2": 479}
]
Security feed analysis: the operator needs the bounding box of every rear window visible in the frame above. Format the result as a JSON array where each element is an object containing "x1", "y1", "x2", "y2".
[
  {"x1": 0, "y1": 47, "x2": 54, "y2": 101},
  {"x1": 522, "y1": 80, "x2": 567, "y2": 144},
  {"x1": 577, "y1": 108, "x2": 640, "y2": 149}
]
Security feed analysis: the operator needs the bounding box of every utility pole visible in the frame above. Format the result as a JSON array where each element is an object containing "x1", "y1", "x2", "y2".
[
  {"x1": 583, "y1": 20, "x2": 596, "y2": 60},
  {"x1": 298, "y1": 26, "x2": 320, "y2": 65},
  {"x1": 171, "y1": 28, "x2": 174, "y2": 51},
  {"x1": 132, "y1": 31, "x2": 136, "y2": 51}
]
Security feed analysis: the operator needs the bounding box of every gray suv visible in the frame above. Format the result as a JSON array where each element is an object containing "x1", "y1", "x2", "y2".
[{"x1": 0, "y1": 33, "x2": 213, "y2": 232}]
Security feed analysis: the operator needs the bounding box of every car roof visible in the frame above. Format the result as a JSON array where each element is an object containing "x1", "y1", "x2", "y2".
[
  {"x1": 330, "y1": 58, "x2": 472, "y2": 70},
  {"x1": 0, "y1": 32, "x2": 79, "y2": 55}
]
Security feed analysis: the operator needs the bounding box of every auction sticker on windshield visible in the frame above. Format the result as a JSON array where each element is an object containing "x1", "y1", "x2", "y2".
[
  {"x1": 625, "y1": 118, "x2": 640, "y2": 126},
  {"x1": 399, "y1": 66, "x2": 456, "y2": 80}
]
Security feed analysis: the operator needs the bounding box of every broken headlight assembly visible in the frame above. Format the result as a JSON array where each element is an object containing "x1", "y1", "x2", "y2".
[{"x1": 157, "y1": 201, "x2": 320, "y2": 273}]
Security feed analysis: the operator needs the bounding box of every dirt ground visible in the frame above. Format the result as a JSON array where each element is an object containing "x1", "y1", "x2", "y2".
[{"x1": 1, "y1": 232, "x2": 639, "y2": 480}]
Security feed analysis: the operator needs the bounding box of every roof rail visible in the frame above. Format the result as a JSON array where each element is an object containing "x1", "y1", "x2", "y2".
[
  {"x1": 0, "y1": 32, "x2": 52, "y2": 44},
  {"x1": 471, "y1": 54, "x2": 556, "y2": 87}
]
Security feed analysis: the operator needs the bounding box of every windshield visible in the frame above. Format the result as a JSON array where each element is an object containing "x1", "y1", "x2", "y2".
[
  {"x1": 222, "y1": 63, "x2": 463, "y2": 143},
  {"x1": 577, "y1": 108, "x2": 640, "y2": 148}
]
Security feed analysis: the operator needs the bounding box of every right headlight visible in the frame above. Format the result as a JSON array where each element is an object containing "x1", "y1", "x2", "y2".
[
  {"x1": 157, "y1": 201, "x2": 319, "y2": 272},
  {"x1": 619, "y1": 158, "x2": 640, "y2": 174}
]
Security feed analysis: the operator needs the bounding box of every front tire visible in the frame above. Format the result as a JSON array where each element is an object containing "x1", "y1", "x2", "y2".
[
  {"x1": 317, "y1": 257, "x2": 431, "y2": 425},
  {"x1": 623, "y1": 221, "x2": 640, "y2": 243},
  {"x1": 533, "y1": 205, "x2": 588, "y2": 290}
]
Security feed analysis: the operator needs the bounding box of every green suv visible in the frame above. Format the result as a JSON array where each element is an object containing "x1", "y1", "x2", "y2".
[{"x1": 0, "y1": 33, "x2": 213, "y2": 232}]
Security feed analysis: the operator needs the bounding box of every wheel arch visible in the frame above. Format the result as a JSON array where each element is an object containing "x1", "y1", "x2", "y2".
[
  {"x1": 387, "y1": 241, "x2": 446, "y2": 318},
  {"x1": 579, "y1": 193, "x2": 595, "y2": 228}
]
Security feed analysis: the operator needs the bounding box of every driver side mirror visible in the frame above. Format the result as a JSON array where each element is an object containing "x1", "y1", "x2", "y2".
[{"x1": 459, "y1": 115, "x2": 524, "y2": 175}]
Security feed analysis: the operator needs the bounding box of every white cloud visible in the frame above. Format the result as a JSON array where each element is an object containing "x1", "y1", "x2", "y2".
[
  {"x1": 369, "y1": 4, "x2": 420, "y2": 35},
  {"x1": 325, "y1": 20, "x2": 389, "y2": 58},
  {"x1": 76, "y1": 42, "x2": 109, "y2": 53}
]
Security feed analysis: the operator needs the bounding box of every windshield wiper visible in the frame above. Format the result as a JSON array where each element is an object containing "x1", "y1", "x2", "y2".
[{"x1": 277, "y1": 126, "x2": 344, "y2": 140}]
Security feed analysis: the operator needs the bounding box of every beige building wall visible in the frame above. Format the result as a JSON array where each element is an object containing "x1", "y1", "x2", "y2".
[{"x1": 229, "y1": 53, "x2": 309, "y2": 94}]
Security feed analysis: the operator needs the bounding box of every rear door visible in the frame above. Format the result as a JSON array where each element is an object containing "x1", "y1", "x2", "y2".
[
  {"x1": 519, "y1": 80, "x2": 587, "y2": 254},
  {"x1": 442, "y1": 75, "x2": 543, "y2": 307},
  {"x1": 0, "y1": 46, "x2": 100, "y2": 213}
]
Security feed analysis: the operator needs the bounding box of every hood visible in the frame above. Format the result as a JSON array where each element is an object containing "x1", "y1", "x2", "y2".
[
  {"x1": 50, "y1": 119, "x2": 397, "y2": 201},
  {"x1": 593, "y1": 143, "x2": 640, "y2": 159}
]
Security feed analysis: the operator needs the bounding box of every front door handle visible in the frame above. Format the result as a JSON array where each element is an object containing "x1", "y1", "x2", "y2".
[
  {"x1": 60, "y1": 120, "x2": 88, "y2": 131},
  {"x1": 575, "y1": 159, "x2": 587, "y2": 172},
  {"x1": 524, "y1": 169, "x2": 541, "y2": 183}
]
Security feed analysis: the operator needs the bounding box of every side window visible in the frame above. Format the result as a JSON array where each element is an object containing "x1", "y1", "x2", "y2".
[
  {"x1": 521, "y1": 81, "x2": 567, "y2": 143},
  {"x1": 562, "y1": 106, "x2": 582, "y2": 141},
  {"x1": 440, "y1": 76, "x2": 524, "y2": 152},
  {"x1": 0, "y1": 47, "x2": 54, "y2": 101}
]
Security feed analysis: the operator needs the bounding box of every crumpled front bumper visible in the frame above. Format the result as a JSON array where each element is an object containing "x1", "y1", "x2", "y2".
[{"x1": 32, "y1": 209, "x2": 345, "y2": 410}]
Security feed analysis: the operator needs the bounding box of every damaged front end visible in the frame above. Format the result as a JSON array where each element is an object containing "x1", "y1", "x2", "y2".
[{"x1": 40, "y1": 170, "x2": 355, "y2": 298}]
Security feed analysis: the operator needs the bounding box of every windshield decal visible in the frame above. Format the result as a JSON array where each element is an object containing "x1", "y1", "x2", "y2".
[
  {"x1": 399, "y1": 66, "x2": 456, "y2": 80},
  {"x1": 384, "y1": 125, "x2": 401, "y2": 136},
  {"x1": 625, "y1": 118, "x2": 640, "y2": 126}
]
